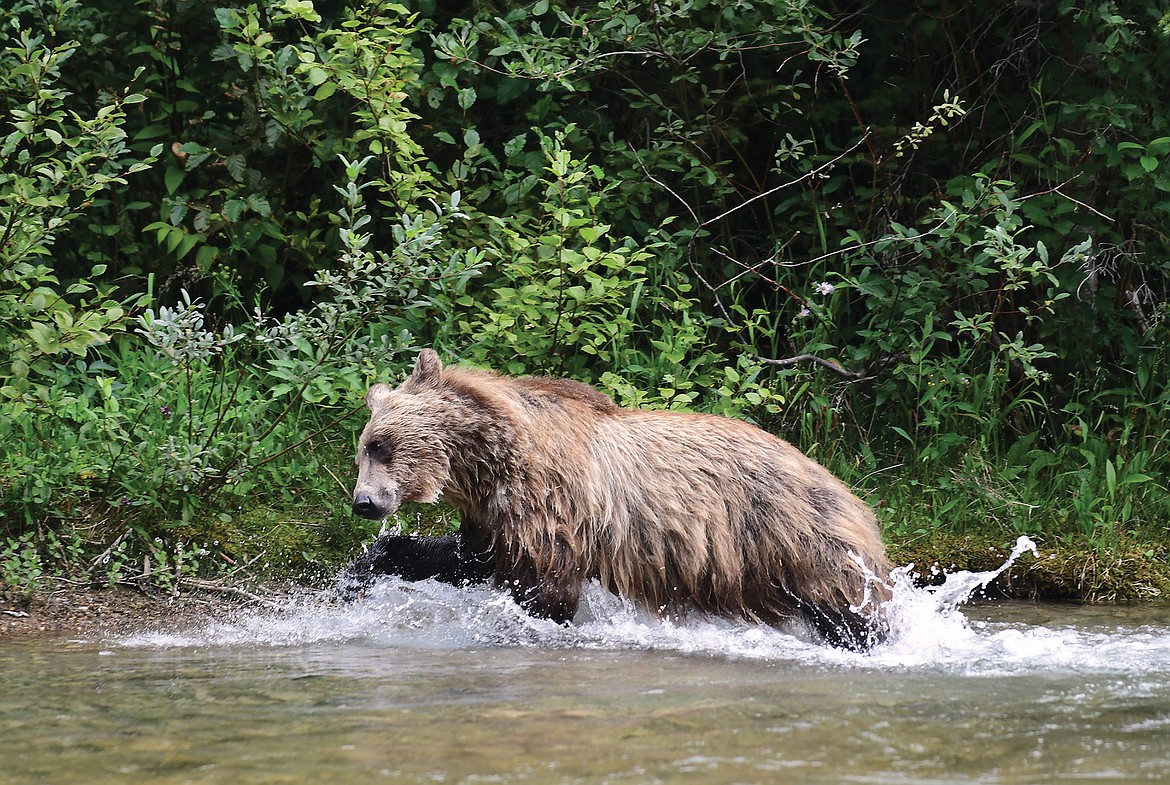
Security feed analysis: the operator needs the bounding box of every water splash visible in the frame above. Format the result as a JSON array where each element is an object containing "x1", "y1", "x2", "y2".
[
  {"x1": 871, "y1": 535, "x2": 1041, "y2": 664},
  {"x1": 121, "y1": 536, "x2": 1170, "y2": 675},
  {"x1": 915, "y1": 535, "x2": 1039, "y2": 610}
]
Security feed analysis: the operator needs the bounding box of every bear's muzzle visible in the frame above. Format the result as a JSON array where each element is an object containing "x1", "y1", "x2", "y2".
[{"x1": 352, "y1": 489, "x2": 398, "y2": 520}]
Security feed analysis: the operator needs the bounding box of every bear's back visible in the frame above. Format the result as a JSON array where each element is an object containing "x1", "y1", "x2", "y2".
[
  {"x1": 444, "y1": 366, "x2": 619, "y2": 417},
  {"x1": 513, "y1": 375, "x2": 618, "y2": 414}
]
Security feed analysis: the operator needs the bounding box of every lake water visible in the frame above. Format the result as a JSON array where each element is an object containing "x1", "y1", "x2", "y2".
[{"x1": 3, "y1": 538, "x2": 1170, "y2": 784}]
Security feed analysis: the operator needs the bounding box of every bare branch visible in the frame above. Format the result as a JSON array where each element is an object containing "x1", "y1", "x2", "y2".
[
  {"x1": 89, "y1": 527, "x2": 133, "y2": 572},
  {"x1": 628, "y1": 143, "x2": 700, "y2": 224},
  {"x1": 701, "y1": 135, "x2": 869, "y2": 228},
  {"x1": 177, "y1": 578, "x2": 282, "y2": 608},
  {"x1": 1036, "y1": 185, "x2": 1114, "y2": 222},
  {"x1": 756, "y1": 353, "x2": 867, "y2": 379}
]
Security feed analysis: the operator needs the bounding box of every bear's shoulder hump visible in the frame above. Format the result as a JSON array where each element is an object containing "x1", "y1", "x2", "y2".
[{"x1": 515, "y1": 376, "x2": 618, "y2": 414}]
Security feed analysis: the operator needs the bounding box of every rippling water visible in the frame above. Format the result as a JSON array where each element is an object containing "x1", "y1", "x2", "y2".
[{"x1": 3, "y1": 538, "x2": 1170, "y2": 784}]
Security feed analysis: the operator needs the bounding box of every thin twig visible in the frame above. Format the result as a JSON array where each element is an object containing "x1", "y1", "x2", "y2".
[
  {"x1": 701, "y1": 136, "x2": 869, "y2": 228},
  {"x1": 1014, "y1": 142, "x2": 1112, "y2": 222},
  {"x1": 88, "y1": 527, "x2": 132, "y2": 571},
  {"x1": 628, "y1": 143, "x2": 700, "y2": 224},
  {"x1": 769, "y1": 206, "x2": 961, "y2": 271},
  {"x1": 858, "y1": 463, "x2": 904, "y2": 484},
  {"x1": 217, "y1": 551, "x2": 267, "y2": 581},
  {"x1": 252, "y1": 401, "x2": 366, "y2": 469},
  {"x1": 1046, "y1": 186, "x2": 1114, "y2": 222},
  {"x1": 756, "y1": 353, "x2": 867, "y2": 379},
  {"x1": 177, "y1": 578, "x2": 280, "y2": 607},
  {"x1": 322, "y1": 461, "x2": 352, "y2": 496},
  {"x1": 713, "y1": 247, "x2": 801, "y2": 299}
]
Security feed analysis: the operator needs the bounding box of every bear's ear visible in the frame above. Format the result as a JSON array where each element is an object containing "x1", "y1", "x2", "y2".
[
  {"x1": 365, "y1": 383, "x2": 393, "y2": 411},
  {"x1": 408, "y1": 349, "x2": 444, "y2": 389}
]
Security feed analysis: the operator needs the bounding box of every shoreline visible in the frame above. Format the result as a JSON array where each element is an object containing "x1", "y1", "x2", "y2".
[
  {"x1": 4, "y1": 534, "x2": 1168, "y2": 641},
  {"x1": 1, "y1": 584, "x2": 265, "y2": 640},
  {"x1": 886, "y1": 531, "x2": 1169, "y2": 604}
]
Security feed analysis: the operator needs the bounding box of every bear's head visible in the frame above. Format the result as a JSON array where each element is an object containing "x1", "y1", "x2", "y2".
[{"x1": 352, "y1": 349, "x2": 455, "y2": 521}]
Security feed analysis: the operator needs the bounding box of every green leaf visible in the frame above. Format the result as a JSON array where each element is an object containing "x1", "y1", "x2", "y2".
[
  {"x1": 135, "y1": 124, "x2": 169, "y2": 140},
  {"x1": 195, "y1": 245, "x2": 218, "y2": 270},
  {"x1": 164, "y1": 166, "x2": 185, "y2": 195},
  {"x1": 164, "y1": 227, "x2": 184, "y2": 254},
  {"x1": 281, "y1": 0, "x2": 322, "y2": 21},
  {"x1": 503, "y1": 133, "x2": 527, "y2": 158},
  {"x1": 225, "y1": 155, "x2": 247, "y2": 182},
  {"x1": 27, "y1": 322, "x2": 58, "y2": 355},
  {"x1": 175, "y1": 233, "x2": 202, "y2": 260},
  {"x1": 223, "y1": 199, "x2": 247, "y2": 222},
  {"x1": 245, "y1": 194, "x2": 272, "y2": 217}
]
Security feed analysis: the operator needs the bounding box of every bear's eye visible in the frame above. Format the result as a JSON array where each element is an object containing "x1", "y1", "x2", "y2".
[{"x1": 367, "y1": 439, "x2": 393, "y2": 459}]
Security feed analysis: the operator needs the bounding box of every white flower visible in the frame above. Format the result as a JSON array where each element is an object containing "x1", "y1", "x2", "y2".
[{"x1": 814, "y1": 281, "x2": 835, "y2": 296}]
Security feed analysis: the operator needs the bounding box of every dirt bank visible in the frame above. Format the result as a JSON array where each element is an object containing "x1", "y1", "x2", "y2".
[{"x1": 1, "y1": 584, "x2": 260, "y2": 640}]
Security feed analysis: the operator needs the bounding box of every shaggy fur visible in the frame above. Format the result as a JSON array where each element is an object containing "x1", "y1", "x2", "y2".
[{"x1": 351, "y1": 350, "x2": 891, "y2": 648}]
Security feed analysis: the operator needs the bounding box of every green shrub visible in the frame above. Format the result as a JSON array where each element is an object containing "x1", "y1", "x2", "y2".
[
  {"x1": 3, "y1": 0, "x2": 1170, "y2": 593},
  {"x1": 0, "y1": 4, "x2": 158, "y2": 403}
]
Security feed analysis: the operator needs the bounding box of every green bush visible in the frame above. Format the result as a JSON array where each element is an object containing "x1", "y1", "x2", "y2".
[
  {"x1": 3, "y1": 0, "x2": 1170, "y2": 594},
  {"x1": 0, "y1": 5, "x2": 158, "y2": 402}
]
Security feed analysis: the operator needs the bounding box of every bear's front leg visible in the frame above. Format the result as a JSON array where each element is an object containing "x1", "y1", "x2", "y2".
[
  {"x1": 338, "y1": 533, "x2": 492, "y2": 601},
  {"x1": 510, "y1": 576, "x2": 582, "y2": 624},
  {"x1": 504, "y1": 536, "x2": 583, "y2": 624}
]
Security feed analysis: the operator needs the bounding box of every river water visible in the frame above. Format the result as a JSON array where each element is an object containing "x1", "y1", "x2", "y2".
[{"x1": 3, "y1": 539, "x2": 1170, "y2": 784}]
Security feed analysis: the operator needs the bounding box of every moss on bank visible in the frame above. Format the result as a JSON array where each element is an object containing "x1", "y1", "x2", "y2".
[{"x1": 888, "y1": 530, "x2": 1170, "y2": 603}]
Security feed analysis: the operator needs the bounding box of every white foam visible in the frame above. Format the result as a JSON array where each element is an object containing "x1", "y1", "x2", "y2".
[{"x1": 121, "y1": 537, "x2": 1170, "y2": 676}]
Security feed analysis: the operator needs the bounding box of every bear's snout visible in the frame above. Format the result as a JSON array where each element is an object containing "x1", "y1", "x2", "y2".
[{"x1": 352, "y1": 491, "x2": 386, "y2": 520}]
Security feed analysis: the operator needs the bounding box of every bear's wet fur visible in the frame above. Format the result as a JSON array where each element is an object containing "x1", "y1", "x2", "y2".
[
  {"x1": 338, "y1": 533, "x2": 493, "y2": 601},
  {"x1": 350, "y1": 350, "x2": 891, "y2": 649}
]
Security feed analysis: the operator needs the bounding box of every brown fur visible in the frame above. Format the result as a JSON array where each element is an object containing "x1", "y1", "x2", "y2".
[{"x1": 352, "y1": 350, "x2": 891, "y2": 648}]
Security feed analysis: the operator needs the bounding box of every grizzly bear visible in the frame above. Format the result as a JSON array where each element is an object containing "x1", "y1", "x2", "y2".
[{"x1": 350, "y1": 350, "x2": 891, "y2": 649}]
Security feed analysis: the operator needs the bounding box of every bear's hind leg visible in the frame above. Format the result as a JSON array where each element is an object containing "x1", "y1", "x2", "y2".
[{"x1": 802, "y1": 602, "x2": 888, "y2": 651}]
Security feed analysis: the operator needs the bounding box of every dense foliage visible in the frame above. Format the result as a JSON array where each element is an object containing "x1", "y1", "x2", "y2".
[{"x1": 2, "y1": 0, "x2": 1169, "y2": 597}]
